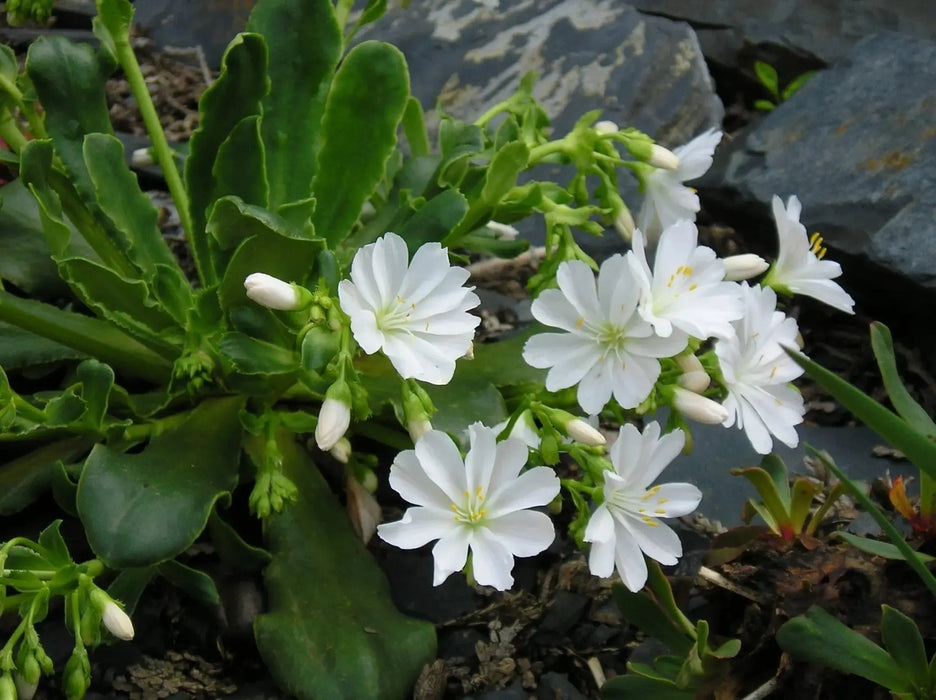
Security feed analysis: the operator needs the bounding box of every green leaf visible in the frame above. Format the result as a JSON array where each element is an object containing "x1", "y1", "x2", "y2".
[
  {"x1": 75, "y1": 359, "x2": 115, "y2": 432},
  {"x1": 809, "y1": 447, "x2": 936, "y2": 599},
  {"x1": 870, "y1": 322, "x2": 936, "y2": 439},
  {"x1": 754, "y1": 61, "x2": 779, "y2": 100},
  {"x1": 246, "y1": 0, "x2": 341, "y2": 208},
  {"x1": 789, "y1": 477, "x2": 821, "y2": 534},
  {"x1": 781, "y1": 71, "x2": 816, "y2": 101},
  {"x1": 398, "y1": 189, "x2": 468, "y2": 249},
  {"x1": 207, "y1": 195, "x2": 311, "y2": 251},
  {"x1": 212, "y1": 114, "x2": 269, "y2": 208},
  {"x1": 156, "y1": 559, "x2": 221, "y2": 608},
  {"x1": 790, "y1": 349, "x2": 936, "y2": 483},
  {"x1": 107, "y1": 567, "x2": 155, "y2": 615},
  {"x1": 601, "y1": 674, "x2": 692, "y2": 700},
  {"x1": 353, "y1": 0, "x2": 389, "y2": 31},
  {"x1": 481, "y1": 141, "x2": 529, "y2": 206},
  {"x1": 880, "y1": 604, "x2": 929, "y2": 691},
  {"x1": 311, "y1": 41, "x2": 410, "y2": 248},
  {"x1": 0, "y1": 179, "x2": 75, "y2": 297},
  {"x1": 833, "y1": 531, "x2": 936, "y2": 563},
  {"x1": 76, "y1": 396, "x2": 244, "y2": 568},
  {"x1": 254, "y1": 430, "x2": 436, "y2": 699},
  {"x1": 0, "y1": 290, "x2": 172, "y2": 384},
  {"x1": 458, "y1": 232, "x2": 530, "y2": 258},
  {"x1": 753, "y1": 99, "x2": 775, "y2": 112},
  {"x1": 0, "y1": 437, "x2": 92, "y2": 515},
  {"x1": 611, "y1": 584, "x2": 693, "y2": 656},
  {"x1": 777, "y1": 606, "x2": 910, "y2": 693},
  {"x1": 37, "y1": 520, "x2": 71, "y2": 567},
  {"x1": 729, "y1": 462, "x2": 792, "y2": 527},
  {"x1": 26, "y1": 35, "x2": 114, "y2": 203},
  {"x1": 402, "y1": 96, "x2": 430, "y2": 157},
  {"x1": 82, "y1": 133, "x2": 190, "y2": 292},
  {"x1": 92, "y1": 0, "x2": 133, "y2": 57},
  {"x1": 300, "y1": 326, "x2": 339, "y2": 374},
  {"x1": 219, "y1": 332, "x2": 299, "y2": 376},
  {"x1": 185, "y1": 32, "x2": 269, "y2": 285},
  {"x1": 436, "y1": 119, "x2": 484, "y2": 189},
  {"x1": 206, "y1": 509, "x2": 271, "y2": 573},
  {"x1": 0, "y1": 322, "x2": 86, "y2": 370}
]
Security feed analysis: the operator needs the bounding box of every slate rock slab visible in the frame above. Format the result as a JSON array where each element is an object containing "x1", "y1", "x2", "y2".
[
  {"x1": 708, "y1": 32, "x2": 936, "y2": 308},
  {"x1": 628, "y1": 0, "x2": 936, "y2": 66},
  {"x1": 360, "y1": 0, "x2": 723, "y2": 146}
]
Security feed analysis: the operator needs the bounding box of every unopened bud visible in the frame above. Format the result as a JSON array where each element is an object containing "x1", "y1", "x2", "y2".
[
  {"x1": 486, "y1": 221, "x2": 519, "y2": 240},
  {"x1": 63, "y1": 649, "x2": 90, "y2": 700},
  {"x1": 0, "y1": 674, "x2": 15, "y2": 700},
  {"x1": 594, "y1": 120, "x2": 619, "y2": 135},
  {"x1": 131, "y1": 147, "x2": 155, "y2": 167},
  {"x1": 329, "y1": 437, "x2": 351, "y2": 464},
  {"x1": 648, "y1": 144, "x2": 680, "y2": 171},
  {"x1": 14, "y1": 673, "x2": 38, "y2": 700},
  {"x1": 672, "y1": 387, "x2": 729, "y2": 425},
  {"x1": 723, "y1": 253, "x2": 769, "y2": 281},
  {"x1": 244, "y1": 273, "x2": 311, "y2": 311},
  {"x1": 102, "y1": 600, "x2": 135, "y2": 640},
  {"x1": 407, "y1": 418, "x2": 432, "y2": 443},
  {"x1": 614, "y1": 207, "x2": 635, "y2": 240},
  {"x1": 315, "y1": 395, "x2": 351, "y2": 451},
  {"x1": 675, "y1": 354, "x2": 710, "y2": 393},
  {"x1": 566, "y1": 418, "x2": 606, "y2": 447}
]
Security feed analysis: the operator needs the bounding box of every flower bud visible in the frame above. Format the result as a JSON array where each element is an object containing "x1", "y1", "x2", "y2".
[
  {"x1": 614, "y1": 207, "x2": 635, "y2": 240},
  {"x1": 485, "y1": 221, "x2": 519, "y2": 240},
  {"x1": 594, "y1": 120, "x2": 619, "y2": 135},
  {"x1": 723, "y1": 253, "x2": 769, "y2": 281},
  {"x1": 63, "y1": 649, "x2": 90, "y2": 700},
  {"x1": 347, "y1": 476, "x2": 382, "y2": 544},
  {"x1": 14, "y1": 673, "x2": 38, "y2": 700},
  {"x1": 0, "y1": 674, "x2": 15, "y2": 700},
  {"x1": 407, "y1": 418, "x2": 432, "y2": 443},
  {"x1": 672, "y1": 387, "x2": 728, "y2": 425},
  {"x1": 244, "y1": 273, "x2": 312, "y2": 311},
  {"x1": 675, "y1": 354, "x2": 710, "y2": 393},
  {"x1": 329, "y1": 437, "x2": 352, "y2": 464},
  {"x1": 497, "y1": 410, "x2": 541, "y2": 449},
  {"x1": 102, "y1": 600, "x2": 135, "y2": 641},
  {"x1": 315, "y1": 395, "x2": 351, "y2": 451},
  {"x1": 566, "y1": 418, "x2": 606, "y2": 447},
  {"x1": 131, "y1": 147, "x2": 155, "y2": 167},
  {"x1": 647, "y1": 144, "x2": 680, "y2": 171}
]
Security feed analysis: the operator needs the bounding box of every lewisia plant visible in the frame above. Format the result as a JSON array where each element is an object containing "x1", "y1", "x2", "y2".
[{"x1": 0, "y1": 0, "x2": 859, "y2": 694}]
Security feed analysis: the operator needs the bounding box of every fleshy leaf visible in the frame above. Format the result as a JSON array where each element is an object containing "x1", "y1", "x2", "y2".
[
  {"x1": 311, "y1": 41, "x2": 410, "y2": 248},
  {"x1": 253, "y1": 430, "x2": 436, "y2": 699},
  {"x1": 833, "y1": 531, "x2": 936, "y2": 563},
  {"x1": 212, "y1": 114, "x2": 269, "y2": 209},
  {"x1": 880, "y1": 604, "x2": 930, "y2": 692},
  {"x1": 185, "y1": 32, "x2": 269, "y2": 285},
  {"x1": 397, "y1": 190, "x2": 468, "y2": 249},
  {"x1": 870, "y1": 322, "x2": 936, "y2": 439},
  {"x1": 246, "y1": 0, "x2": 341, "y2": 208},
  {"x1": 76, "y1": 396, "x2": 244, "y2": 568},
  {"x1": 156, "y1": 559, "x2": 221, "y2": 608},
  {"x1": 776, "y1": 606, "x2": 910, "y2": 693},
  {"x1": 0, "y1": 437, "x2": 92, "y2": 515}
]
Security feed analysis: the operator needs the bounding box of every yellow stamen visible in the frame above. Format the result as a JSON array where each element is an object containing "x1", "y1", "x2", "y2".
[
  {"x1": 641, "y1": 516, "x2": 659, "y2": 527},
  {"x1": 642, "y1": 485, "x2": 661, "y2": 500},
  {"x1": 809, "y1": 231, "x2": 828, "y2": 259},
  {"x1": 576, "y1": 317, "x2": 585, "y2": 329}
]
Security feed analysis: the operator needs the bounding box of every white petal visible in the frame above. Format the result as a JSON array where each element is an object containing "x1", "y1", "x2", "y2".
[
  {"x1": 465, "y1": 423, "x2": 497, "y2": 493},
  {"x1": 530, "y1": 289, "x2": 588, "y2": 334},
  {"x1": 377, "y1": 507, "x2": 458, "y2": 549},
  {"x1": 576, "y1": 358, "x2": 616, "y2": 414},
  {"x1": 468, "y1": 529, "x2": 515, "y2": 590},
  {"x1": 413, "y1": 431, "x2": 467, "y2": 504},
  {"x1": 485, "y1": 466, "x2": 560, "y2": 518},
  {"x1": 487, "y1": 510, "x2": 555, "y2": 557},
  {"x1": 613, "y1": 526, "x2": 649, "y2": 592},
  {"x1": 620, "y1": 515, "x2": 683, "y2": 565},
  {"x1": 608, "y1": 353, "x2": 660, "y2": 409},
  {"x1": 556, "y1": 260, "x2": 602, "y2": 321},
  {"x1": 486, "y1": 437, "x2": 530, "y2": 494},
  {"x1": 432, "y1": 533, "x2": 470, "y2": 585},
  {"x1": 387, "y1": 450, "x2": 453, "y2": 510},
  {"x1": 647, "y1": 482, "x2": 703, "y2": 517}
]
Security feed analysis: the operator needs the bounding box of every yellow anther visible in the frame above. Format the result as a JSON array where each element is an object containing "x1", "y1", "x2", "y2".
[
  {"x1": 657, "y1": 498, "x2": 669, "y2": 505},
  {"x1": 641, "y1": 516, "x2": 659, "y2": 527},
  {"x1": 576, "y1": 317, "x2": 585, "y2": 329},
  {"x1": 654, "y1": 509, "x2": 667, "y2": 514},
  {"x1": 642, "y1": 485, "x2": 661, "y2": 500},
  {"x1": 809, "y1": 231, "x2": 828, "y2": 259},
  {"x1": 688, "y1": 283, "x2": 698, "y2": 291}
]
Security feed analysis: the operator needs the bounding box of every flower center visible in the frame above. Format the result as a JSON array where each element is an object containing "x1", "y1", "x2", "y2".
[
  {"x1": 451, "y1": 485, "x2": 487, "y2": 525},
  {"x1": 595, "y1": 321, "x2": 629, "y2": 352},
  {"x1": 377, "y1": 295, "x2": 417, "y2": 333},
  {"x1": 607, "y1": 484, "x2": 669, "y2": 526}
]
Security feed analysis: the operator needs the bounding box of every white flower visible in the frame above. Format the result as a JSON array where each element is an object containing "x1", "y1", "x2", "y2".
[
  {"x1": 378, "y1": 424, "x2": 560, "y2": 590},
  {"x1": 523, "y1": 257, "x2": 687, "y2": 415},
  {"x1": 715, "y1": 283, "x2": 806, "y2": 454},
  {"x1": 584, "y1": 422, "x2": 701, "y2": 592},
  {"x1": 763, "y1": 195, "x2": 855, "y2": 314},
  {"x1": 244, "y1": 273, "x2": 308, "y2": 311},
  {"x1": 723, "y1": 253, "x2": 769, "y2": 281},
  {"x1": 636, "y1": 129, "x2": 722, "y2": 239},
  {"x1": 315, "y1": 396, "x2": 351, "y2": 451},
  {"x1": 102, "y1": 601, "x2": 135, "y2": 641},
  {"x1": 629, "y1": 220, "x2": 743, "y2": 340},
  {"x1": 338, "y1": 233, "x2": 481, "y2": 385}
]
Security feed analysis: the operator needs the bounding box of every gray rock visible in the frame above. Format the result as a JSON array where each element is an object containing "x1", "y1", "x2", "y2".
[
  {"x1": 361, "y1": 0, "x2": 723, "y2": 146},
  {"x1": 629, "y1": 0, "x2": 936, "y2": 65},
  {"x1": 707, "y1": 32, "x2": 936, "y2": 307}
]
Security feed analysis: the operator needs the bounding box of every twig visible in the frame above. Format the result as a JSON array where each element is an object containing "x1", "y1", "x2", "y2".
[{"x1": 696, "y1": 565, "x2": 772, "y2": 605}]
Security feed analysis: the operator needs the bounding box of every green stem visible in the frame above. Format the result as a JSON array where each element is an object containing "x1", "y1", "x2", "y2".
[
  {"x1": 0, "y1": 72, "x2": 46, "y2": 140},
  {"x1": 811, "y1": 446, "x2": 936, "y2": 599},
  {"x1": 111, "y1": 36, "x2": 193, "y2": 247},
  {"x1": 528, "y1": 140, "x2": 567, "y2": 164},
  {"x1": 473, "y1": 99, "x2": 512, "y2": 127},
  {"x1": 120, "y1": 410, "x2": 193, "y2": 443},
  {"x1": 0, "y1": 109, "x2": 27, "y2": 152},
  {"x1": 12, "y1": 396, "x2": 46, "y2": 424}
]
